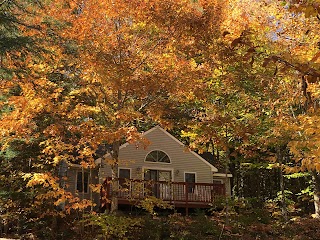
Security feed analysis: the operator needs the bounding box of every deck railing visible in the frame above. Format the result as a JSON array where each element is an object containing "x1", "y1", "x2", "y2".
[{"x1": 101, "y1": 177, "x2": 225, "y2": 208}]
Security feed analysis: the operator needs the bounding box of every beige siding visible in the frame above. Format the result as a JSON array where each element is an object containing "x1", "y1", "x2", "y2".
[{"x1": 99, "y1": 127, "x2": 213, "y2": 184}]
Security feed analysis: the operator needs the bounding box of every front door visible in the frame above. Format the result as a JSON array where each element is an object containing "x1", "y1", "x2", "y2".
[{"x1": 144, "y1": 169, "x2": 171, "y2": 198}]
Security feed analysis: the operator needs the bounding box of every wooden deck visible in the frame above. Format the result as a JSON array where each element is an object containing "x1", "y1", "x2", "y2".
[{"x1": 101, "y1": 177, "x2": 226, "y2": 212}]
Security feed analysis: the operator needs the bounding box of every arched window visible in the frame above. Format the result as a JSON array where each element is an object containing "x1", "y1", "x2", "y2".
[{"x1": 145, "y1": 150, "x2": 170, "y2": 163}]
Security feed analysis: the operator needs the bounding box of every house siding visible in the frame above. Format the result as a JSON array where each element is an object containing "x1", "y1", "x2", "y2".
[{"x1": 99, "y1": 127, "x2": 213, "y2": 184}]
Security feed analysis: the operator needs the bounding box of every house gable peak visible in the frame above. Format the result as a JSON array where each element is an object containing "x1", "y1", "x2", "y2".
[{"x1": 96, "y1": 125, "x2": 218, "y2": 172}]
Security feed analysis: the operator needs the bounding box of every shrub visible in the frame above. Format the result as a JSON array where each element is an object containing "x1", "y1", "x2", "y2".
[{"x1": 82, "y1": 213, "x2": 141, "y2": 240}]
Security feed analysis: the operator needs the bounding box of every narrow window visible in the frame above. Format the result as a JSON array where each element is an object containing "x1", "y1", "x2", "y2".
[
  {"x1": 119, "y1": 169, "x2": 131, "y2": 188},
  {"x1": 76, "y1": 171, "x2": 89, "y2": 193},
  {"x1": 185, "y1": 173, "x2": 196, "y2": 193}
]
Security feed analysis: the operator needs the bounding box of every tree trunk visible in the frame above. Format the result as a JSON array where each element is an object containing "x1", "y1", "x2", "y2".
[
  {"x1": 225, "y1": 146, "x2": 230, "y2": 225},
  {"x1": 110, "y1": 164, "x2": 119, "y2": 213},
  {"x1": 312, "y1": 171, "x2": 320, "y2": 218},
  {"x1": 279, "y1": 150, "x2": 288, "y2": 221},
  {"x1": 90, "y1": 168, "x2": 93, "y2": 212},
  {"x1": 211, "y1": 141, "x2": 216, "y2": 163},
  {"x1": 301, "y1": 75, "x2": 320, "y2": 218},
  {"x1": 110, "y1": 140, "x2": 120, "y2": 214},
  {"x1": 277, "y1": 147, "x2": 288, "y2": 221},
  {"x1": 240, "y1": 162, "x2": 244, "y2": 198}
]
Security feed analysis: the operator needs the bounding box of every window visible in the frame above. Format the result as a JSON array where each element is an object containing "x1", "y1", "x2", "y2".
[
  {"x1": 145, "y1": 150, "x2": 170, "y2": 163},
  {"x1": 185, "y1": 173, "x2": 196, "y2": 193},
  {"x1": 76, "y1": 171, "x2": 89, "y2": 193},
  {"x1": 119, "y1": 168, "x2": 131, "y2": 188},
  {"x1": 144, "y1": 169, "x2": 172, "y2": 181},
  {"x1": 144, "y1": 169, "x2": 172, "y2": 198},
  {"x1": 119, "y1": 168, "x2": 131, "y2": 179}
]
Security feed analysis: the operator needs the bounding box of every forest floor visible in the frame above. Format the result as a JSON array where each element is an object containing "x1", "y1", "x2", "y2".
[
  {"x1": 2, "y1": 210, "x2": 320, "y2": 239},
  {"x1": 217, "y1": 216, "x2": 320, "y2": 239},
  {"x1": 75, "y1": 211, "x2": 320, "y2": 239}
]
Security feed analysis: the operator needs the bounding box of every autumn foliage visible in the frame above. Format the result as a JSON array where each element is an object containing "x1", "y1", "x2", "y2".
[{"x1": 2, "y1": 0, "x2": 320, "y2": 238}]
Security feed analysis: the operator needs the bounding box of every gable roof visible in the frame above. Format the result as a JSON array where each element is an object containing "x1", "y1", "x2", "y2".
[
  {"x1": 96, "y1": 126, "x2": 218, "y2": 172},
  {"x1": 148, "y1": 126, "x2": 218, "y2": 172}
]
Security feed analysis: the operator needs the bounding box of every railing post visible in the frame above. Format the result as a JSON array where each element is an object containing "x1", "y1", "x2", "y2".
[
  {"x1": 185, "y1": 182, "x2": 189, "y2": 216},
  {"x1": 100, "y1": 177, "x2": 111, "y2": 212},
  {"x1": 106, "y1": 179, "x2": 109, "y2": 199}
]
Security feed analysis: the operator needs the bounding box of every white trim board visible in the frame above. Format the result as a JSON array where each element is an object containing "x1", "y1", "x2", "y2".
[{"x1": 213, "y1": 173, "x2": 233, "y2": 178}]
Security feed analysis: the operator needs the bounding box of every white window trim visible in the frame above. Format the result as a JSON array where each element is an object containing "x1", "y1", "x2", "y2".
[
  {"x1": 118, "y1": 168, "x2": 132, "y2": 179},
  {"x1": 144, "y1": 149, "x2": 172, "y2": 164},
  {"x1": 75, "y1": 170, "x2": 89, "y2": 194},
  {"x1": 184, "y1": 172, "x2": 197, "y2": 183},
  {"x1": 142, "y1": 166, "x2": 174, "y2": 182}
]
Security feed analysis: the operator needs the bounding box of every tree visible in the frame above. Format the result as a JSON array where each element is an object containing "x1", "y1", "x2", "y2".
[
  {"x1": 228, "y1": 0, "x2": 320, "y2": 218},
  {"x1": 0, "y1": 0, "x2": 73, "y2": 235},
  {"x1": 4, "y1": 0, "x2": 229, "y2": 214},
  {"x1": 176, "y1": 0, "x2": 320, "y2": 220}
]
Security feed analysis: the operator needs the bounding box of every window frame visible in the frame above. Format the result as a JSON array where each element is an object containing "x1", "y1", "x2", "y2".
[
  {"x1": 118, "y1": 168, "x2": 132, "y2": 189},
  {"x1": 76, "y1": 171, "x2": 89, "y2": 193},
  {"x1": 144, "y1": 150, "x2": 171, "y2": 164},
  {"x1": 142, "y1": 166, "x2": 174, "y2": 182},
  {"x1": 184, "y1": 172, "x2": 197, "y2": 194},
  {"x1": 118, "y1": 168, "x2": 132, "y2": 179}
]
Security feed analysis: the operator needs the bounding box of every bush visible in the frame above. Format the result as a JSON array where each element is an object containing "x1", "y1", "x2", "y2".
[{"x1": 82, "y1": 213, "x2": 141, "y2": 240}]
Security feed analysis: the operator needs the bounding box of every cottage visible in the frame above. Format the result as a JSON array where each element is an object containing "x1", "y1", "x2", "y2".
[{"x1": 66, "y1": 126, "x2": 232, "y2": 212}]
